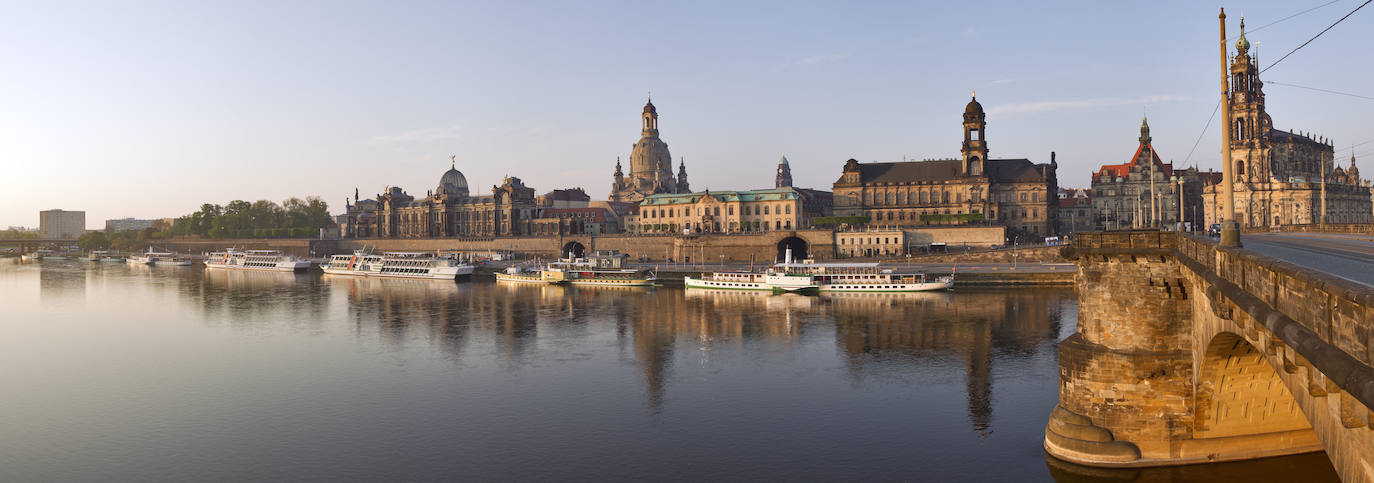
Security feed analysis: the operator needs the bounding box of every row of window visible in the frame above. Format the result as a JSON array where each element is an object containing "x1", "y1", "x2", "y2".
[
  {"x1": 645, "y1": 204, "x2": 792, "y2": 219},
  {"x1": 839, "y1": 237, "x2": 901, "y2": 245},
  {"x1": 857, "y1": 190, "x2": 1045, "y2": 206},
  {"x1": 634, "y1": 220, "x2": 793, "y2": 232}
]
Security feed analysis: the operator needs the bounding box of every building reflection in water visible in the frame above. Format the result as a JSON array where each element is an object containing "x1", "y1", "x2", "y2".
[
  {"x1": 329, "y1": 278, "x2": 1066, "y2": 434},
  {"x1": 830, "y1": 290, "x2": 1064, "y2": 436}
]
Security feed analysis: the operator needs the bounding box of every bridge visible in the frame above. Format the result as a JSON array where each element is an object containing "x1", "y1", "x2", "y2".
[
  {"x1": 1045, "y1": 230, "x2": 1374, "y2": 481},
  {"x1": 0, "y1": 238, "x2": 77, "y2": 252}
]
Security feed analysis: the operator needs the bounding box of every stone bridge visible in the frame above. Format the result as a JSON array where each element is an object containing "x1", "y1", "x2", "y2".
[{"x1": 1046, "y1": 231, "x2": 1374, "y2": 482}]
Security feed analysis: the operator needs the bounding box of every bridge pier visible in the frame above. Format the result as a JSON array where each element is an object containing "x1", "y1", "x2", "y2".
[{"x1": 1049, "y1": 231, "x2": 1374, "y2": 481}]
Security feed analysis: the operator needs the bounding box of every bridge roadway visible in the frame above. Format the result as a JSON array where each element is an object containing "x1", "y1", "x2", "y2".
[{"x1": 1239, "y1": 232, "x2": 1374, "y2": 287}]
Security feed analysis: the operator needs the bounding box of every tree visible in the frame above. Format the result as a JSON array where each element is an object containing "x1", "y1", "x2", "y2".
[{"x1": 77, "y1": 231, "x2": 109, "y2": 251}]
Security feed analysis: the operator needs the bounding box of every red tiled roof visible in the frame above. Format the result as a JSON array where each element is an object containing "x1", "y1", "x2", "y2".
[{"x1": 1095, "y1": 144, "x2": 1173, "y2": 180}]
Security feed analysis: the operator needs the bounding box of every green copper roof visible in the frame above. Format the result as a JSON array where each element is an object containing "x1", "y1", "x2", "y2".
[
  {"x1": 1236, "y1": 19, "x2": 1249, "y2": 53},
  {"x1": 779, "y1": 155, "x2": 789, "y2": 165}
]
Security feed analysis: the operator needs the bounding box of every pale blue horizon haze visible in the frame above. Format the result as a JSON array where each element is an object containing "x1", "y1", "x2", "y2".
[{"x1": 2, "y1": 0, "x2": 1371, "y2": 228}]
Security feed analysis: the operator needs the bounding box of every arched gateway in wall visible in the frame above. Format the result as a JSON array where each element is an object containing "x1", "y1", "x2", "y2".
[
  {"x1": 776, "y1": 236, "x2": 807, "y2": 262},
  {"x1": 562, "y1": 241, "x2": 586, "y2": 258}
]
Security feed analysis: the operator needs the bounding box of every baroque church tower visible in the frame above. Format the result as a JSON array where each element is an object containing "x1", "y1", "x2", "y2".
[
  {"x1": 610, "y1": 97, "x2": 686, "y2": 202},
  {"x1": 961, "y1": 94, "x2": 987, "y2": 176}
]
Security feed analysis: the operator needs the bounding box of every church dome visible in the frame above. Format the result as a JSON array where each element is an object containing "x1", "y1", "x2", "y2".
[
  {"x1": 965, "y1": 96, "x2": 984, "y2": 114},
  {"x1": 643, "y1": 100, "x2": 657, "y2": 114},
  {"x1": 630, "y1": 136, "x2": 672, "y2": 180},
  {"x1": 437, "y1": 165, "x2": 469, "y2": 197}
]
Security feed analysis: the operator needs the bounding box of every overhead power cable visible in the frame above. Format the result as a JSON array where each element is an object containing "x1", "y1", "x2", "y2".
[
  {"x1": 1262, "y1": 0, "x2": 1373, "y2": 74},
  {"x1": 1229, "y1": 0, "x2": 1343, "y2": 40},
  {"x1": 1266, "y1": 81, "x2": 1374, "y2": 101},
  {"x1": 1182, "y1": 98, "x2": 1224, "y2": 167}
]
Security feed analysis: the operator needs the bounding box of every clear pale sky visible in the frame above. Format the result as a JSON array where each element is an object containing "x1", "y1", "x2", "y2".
[{"x1": 2, "y1": 0, "x2": 1371, "y2": 229}]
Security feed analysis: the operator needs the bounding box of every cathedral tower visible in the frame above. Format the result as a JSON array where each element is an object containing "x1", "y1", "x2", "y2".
[{"x1": 961, "y1": 94, "x2": 987, "y2": 176}]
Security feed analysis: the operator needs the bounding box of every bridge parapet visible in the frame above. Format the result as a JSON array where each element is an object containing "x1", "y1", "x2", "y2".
[{"x1": 1051, "y1": 230, "x2": 1374, "y2": 481}]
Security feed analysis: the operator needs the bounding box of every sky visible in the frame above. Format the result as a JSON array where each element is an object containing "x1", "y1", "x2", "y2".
[{"x1": 2, "y1": 0, "x2": 1372, "y2": 229}]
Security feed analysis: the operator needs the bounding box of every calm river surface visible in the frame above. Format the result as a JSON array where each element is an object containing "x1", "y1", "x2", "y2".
[{"x1": 0, "y1": 261, "x2": 1336, "y2": 481}]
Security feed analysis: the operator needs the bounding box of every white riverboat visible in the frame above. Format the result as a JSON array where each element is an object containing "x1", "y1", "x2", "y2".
[
  {"x1": 322, "y1": 250, "x2": 474, "y2": 280},
  {"x1": 494, "y1": 251, "x2": 656, "y2": 287},
  {"x1": 684, "y1": 248, "x2": 951, "y2": 294},
  {"x1": 25, "y1": 247, "x2": 79, "y2": 261},
  {"x1": 84, "y1": 250, "x2": 126, "y2": 262},
  {"x1": 787, "y1": 262, "x2": 954, "y2": 293},
  {"x1": 205, "y1": 248, "x2": 311, "y2": 272},
  {"x1": 127, "y1": 248, "x2": 193, "y2": 266}
]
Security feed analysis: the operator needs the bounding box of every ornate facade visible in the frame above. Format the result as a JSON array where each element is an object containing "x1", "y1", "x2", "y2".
[
  {"x1": 1091, "y1": 118, "x2": 1208, "y2": 230},
  {"x1": 629, "y1": 188, "x2": 819, "y2": 234},
  {"x1": 1203, "y1": 23, "x2": 1372, "y2": 227},
  {"x1": 832, "y1": 96, "x2": 1060, "y2": 240},
  {"x1": 610, "y1": 99, "x2": 689, "y2": 202},
  {"x1": 347, "y1": 159, "x2": 541, "y2": 238}
]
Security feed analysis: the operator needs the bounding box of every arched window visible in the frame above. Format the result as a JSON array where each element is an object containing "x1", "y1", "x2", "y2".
[
  {"x1": 920, "y1": 191, "x2": 928, "y2": 204},
  {"x1": 886, "y1": 192, "x2": 895, "y2": 205},
  {"x1": 785, "y1": 205, "x2": 791, "y2": 214},
  {"x1": 942, "y1": 191, "x2": 950, "y2": 203}
]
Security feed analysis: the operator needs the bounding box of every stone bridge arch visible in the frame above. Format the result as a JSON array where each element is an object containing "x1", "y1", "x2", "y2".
[
  {"x1": 1192, "y1": 332, "x2": 1321, "y2": 454},
  {"x1": 1048, "y1": 231, "x2": 1374, "y2": 482}
]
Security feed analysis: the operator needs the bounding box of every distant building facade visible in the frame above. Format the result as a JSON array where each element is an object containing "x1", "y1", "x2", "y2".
[
  {"x1": 1090, "y1": 118, "x2": 1207, "y2": 230},
  {"x1": 832, "y1": 96, "x2": 1060, "y2": 241},
  {"x1": 539, "y1": 188, "x2": 591, "y2": 209},
  {"x1": 1058, "y1": 188, "x2": 1093, "y2": 234},
  {"x1": 1202, "y1": 24, "x2": 1372, "y2": 227},
  {"x1": 610, "y1": 99, "x2": 690, "y2": 203},
  {"x1": 344, "y1": 159, "x2": 541, "y2": 238},
  {"x1": 105, "y1": 217, "x2": 157, "y2": 233},
  {"x1": 39, "y1": 209, "x2": 85, "y2": 239},
  {"x1": 631, "y1": 188, "x2": 820, "y2": 234}
]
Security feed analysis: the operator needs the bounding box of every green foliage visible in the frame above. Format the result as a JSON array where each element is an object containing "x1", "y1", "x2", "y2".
[
  {"x1": 812, "y1": 216, "x2": 871, "y2": 227},
  {"x1": 0, "y1": 228, "x2": 39, "y2": 239},
  {"x1": 77, "y1": 231, "x2": 110, "y2": 251},
  {"x1": 918, "y1": 213, "x2": 985, "y2": 223},
  {"x1": 174, "y1": 196, "x2": 330, "y2": 238}
]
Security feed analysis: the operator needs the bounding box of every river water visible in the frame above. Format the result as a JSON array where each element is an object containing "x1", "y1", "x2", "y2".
[{"x1": 0, "y1": 261, "x2": 1336, "y2": 481}]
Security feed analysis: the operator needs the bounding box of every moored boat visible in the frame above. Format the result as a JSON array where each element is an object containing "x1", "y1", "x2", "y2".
[
  {"x1": 205, "y1": 248, "x2": 311, "y2": 272},
  {"x1": 497, "y1": 251, "x2": 655, "y2": 286},
  {"x1": 685, "y1": 248, "x2": 951, "y2": 294},
  {"x1": 85, "y1": 250, "x2": 126, "y2": 262},
  {"x1": 322, "y1": 249, "x2": 474, "y2": 280},
  {"x1": 127, "y1": 248, "x2": 193, "y2": 266}
]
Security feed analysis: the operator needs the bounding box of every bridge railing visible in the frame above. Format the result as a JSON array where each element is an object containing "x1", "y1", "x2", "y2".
[
  {"x1": 1069, "y1": 230, "x2": 1374, "y2": 409},
  {"x1": 1177, "y1": 234, "x2": 1374, "y2": 412}
]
